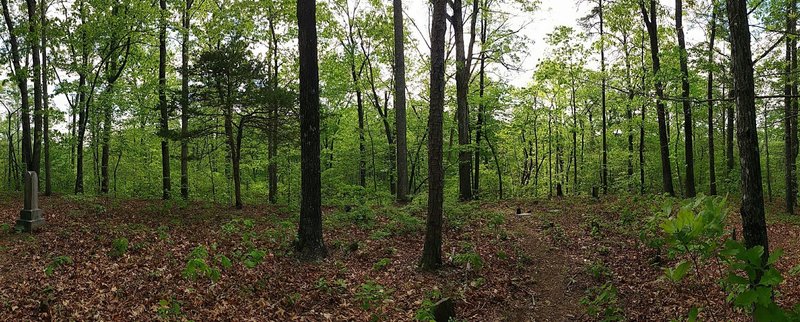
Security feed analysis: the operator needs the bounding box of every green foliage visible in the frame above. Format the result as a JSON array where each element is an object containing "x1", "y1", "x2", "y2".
[
  {"x1": 659, "y1": 195, "x2": 728, "y2": 281},
  {"x1": 355, "y1": 280, "x2": 392, "y2": 321},
  {"x1": 413, "y1": 289, "x2": 443, "y2": 322},
  {"x1": 453, "y1": 251, "x2": 484, "y2": 271},
  {"x1": 0, "y1": 223, "x2": 10, "y2": 234},
  {"x1": 157, "y1": 297, "x2": 184, "y2": 319},
  {"x1": 385, "y1": 208, "x2": 424, "y2": 235},
  {"x1": 286, "y1": 292, "x2": 301, "y2": 306},
  {"x1": 157, "y1": 225, "x2": 171, "y2": 241},
  {"x1": 243, "y1": 249, "x2": 266, "y2": 269},
  {"x1": 221, "y1": 218, "x2": 257, "y2": 248},
  {"x1": 326, "y1": 206, "x2": 375, "y2": 229},
  {"x1": 587, "y1": 261, "x2": 611, "y2": 281},
  {"x1": 44, "y1": 255, "x2": 73, "y2": 277},
  {"x1": 659, "y1": 196, "x2": 800, "y2": 321},
  {"x1": 542, "y1": 221, "x2": 567, "y2": 244},
  {"x1": 664, "y1": 260, "x2": 692, "y2": 283},
  {"x1": 182, "y1": 245, "x2": 222, "y2": 282},
  {"x1": 372, "y1": 258, "x2": 391, "y2": 271},
  {"x1": 718, "y1": 241, "x2": 800, "y2": 320},
  {"x1": 580, "y1": 282, "x2": 623, "y2": 321},
  {"x1": 109, "y1": 237, "x2": 129, "y2": 258}
]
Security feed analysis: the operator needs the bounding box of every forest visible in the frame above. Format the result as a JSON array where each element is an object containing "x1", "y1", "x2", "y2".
[{"x1": 1, "y1": 0, "x2": 800, "y2": 319}]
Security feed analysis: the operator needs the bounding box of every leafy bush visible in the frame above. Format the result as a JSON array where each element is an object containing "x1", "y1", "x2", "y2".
[
  {"x1": 109, "y1": 237, "x2": 129, "y2": 258},
  {"x1": 156, "y1": 225, "x2": 170, "y2": 240},
  {"x1": 221, "y1": 218, "x2": 257, "y2": 248},
  {"x1": 385, "y1": 209, "x2": 424, "y2": 235},
  {"x1": 587, "y1": 261, "x2": 611, "y2": 281},
  {"x1": 243, "y1": 249, "x2": 266, "y2": 268},
  {"x1": 453, "y1": 251, "x2": 484, "y2": 271},
  {"x1": 718, "y1": 241, "x2": 800, "y2": 320},
  {"x1": 414, "y1": 289, "x2": 443, "y2": 321},
  {"x1": 581, "y1": 282, "x2": 623, "y2": 321},
  {"x1": 157, "y1": 297, "x2": 184, "y2": 319},
  {"x1": 44, "y1": 255, "x2": 73, "y2": 277},
  {"x1": 326, "y1": 206, "x2": 375, "y2": 229},
  {"x1": 356, "y1": 281, "x2": 390, "y2": 309},
  {"x1": 660, "y1": 195, "x2": 800, "y2": 321},
  {"x1": 659, "y1": 195, "x2": 728, "y2": 281},
  {"x1": 182, "y1": 245, "x2": 222, "y2": 282},
  {"x1": 373, "y1": 258, "x2": 391, "y2": 271}
]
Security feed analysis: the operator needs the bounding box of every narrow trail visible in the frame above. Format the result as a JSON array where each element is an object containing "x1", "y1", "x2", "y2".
[{"x1": 497, "y1": 200, "x2": 592, "y2": 321}]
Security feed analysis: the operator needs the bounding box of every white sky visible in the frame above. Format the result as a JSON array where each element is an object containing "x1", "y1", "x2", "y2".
[{"x1": 403, "y1": 0, "x2": 711, "y2": 87}]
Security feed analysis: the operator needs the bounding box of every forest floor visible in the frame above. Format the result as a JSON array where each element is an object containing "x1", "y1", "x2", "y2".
[{"x1": 0, "y1": 193, "x2": 798, "y2": 321}]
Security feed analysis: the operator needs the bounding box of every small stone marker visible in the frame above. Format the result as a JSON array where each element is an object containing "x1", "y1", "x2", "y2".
[{"x1": 16, "y1": 171, "x2": 44, "y2": 232}]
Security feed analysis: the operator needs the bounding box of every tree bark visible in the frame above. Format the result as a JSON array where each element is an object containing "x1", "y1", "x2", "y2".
[
  {"x1": 726, "y1": 0, "x2": 770, "y2": 266},
  {"x1": 421, "y1": 0, "x2": 446, "y2": 270},
  {"x1": 600, "y1": 0, "x2": 608, "y2": 194},
  {"x1": 41, "y1": 0, "x2": 51, "y2": 195},
  {"x1": 452, "y1": 0, "x2": 472, "y2": 201},
  {"x1": 707, "y1": 2, "x2": 717, "y2": 195},
  {"x1": 473, "y1": 15, "x2": 486, "y2": 198},
  {"x1": 180, "y1": 0, "x2": 193, "y2": 200},
  {"x1": 159, "y1": 0, "x2": 171, "y2": 200},
  {"x1": 764, "y1": 103, "x2": 772, "y2": 201},
  {"x1": 296, "y1": 0, "x2": 327, "y2": 260},
  {"x1": 2, "y1": 0, "x2": 32, "y2": 172},
  {"x1": 785, "y1": 0, "x2": 797, "y2": 214},
  {"x1": 393, "y1": 0, "x2": 408, "y2": 202},
  {"x1": 268, "y1": 8, "x2": 279, "y2": 204},
  {"x1": 26, "y1": 0, "x2": 43, "y2": 176},
  {"x1": 727, "y1": 89, "x2": 735, "y2": 175},
  {"x1": 640, "y1": 36, "x2": 646, "y2": 194},
  {"x1": 640, "y1": 0, "x2": 675, "y2": 196},
  {"x1": 74, "y1": 1, "x2": 88, "y2": 194},
  {"x1": 676, "y1": 0, "x2": 695, "y2": 197}
]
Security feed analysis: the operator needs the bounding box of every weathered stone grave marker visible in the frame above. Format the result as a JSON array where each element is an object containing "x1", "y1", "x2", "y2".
[{"x1": 16, "y1": 171, "x2": 44, "y2": 232}]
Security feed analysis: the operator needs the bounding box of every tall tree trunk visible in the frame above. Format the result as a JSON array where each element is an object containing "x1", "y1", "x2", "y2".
[
  {"x1": 622, "y1": 32, "x2": 634, "y2": 191},
  {"x1": 726, "y1": 0, "x2": 770, "y2": 269},
  {"x1": 707, "y1": 2, "x2": 717, "y2": 195},
  {"x1": 350, "y1": 56, "x2": 366, "y2": 188},
  {"x1": 640, "y1": 0, "x2": 675, "y2": 196},
  {"x1": 600, "y1": 0, "x2": 608, "y2": 194},
  {"x1": 180, "y1": 0, "x2": 193, "y2": 200},
  {"x1": 2, "y1": 0, "x2": 32, "y2": 172},
  {"x1": 473, "y1": 16, "x2": 486, "y2": 197},
  {"x1": 571, "y1": 81, "x2": 578, "y2": 194},
  {"x1": 41, "y1": 0, "x2": 51, "y2": 195},
  {"x1": 27, "y1": 0, "x2": 43, "y2": 176},
  {"x1": 764, "y1": 103, "x2": 772, "y2": 201},
  {"x1": 548, "y1": 102, "x2": 553, "y2": 197},
  {"x1": 676, "y1": 0, "x2": 695, "y2": 197},
  {"x1": 785, "y1": 0, "x2": 797, "y2": 214},
  {"x1": 268, "y1": 9, "x2": 279, "y2": 204},
  {"x1": 159, "y1": 0, "x2": 171, "y2": 200},
  {"x1": 421, "y1": 0, "x2": 446, "y2": 270},
  {"x1": 74, "y1": 1, "x2": 88, "y2": 194},
  {"x1": 296, "y1": 0, "x2": 327, "y2": 260},
  {"x1": 452, "y1": 0, "x2": 472, "y2": 201},
  {"x1": 727, "y1": 89, "x2": 735, "y2": 175},
  {"x1": 393, "y1": 0, "x2": 408, "y2": 202},
  {"x1": 101, "y1": 80, "x2": 114, "y2": 194},
  {"x1": 100, "y1": 6, "x2": 129, "y2": 195},
  {"x1": 359, "y1": 43, "x2": 395, "y2": 195},
  {"x1": 640, "y1": 36, "x2": 646, "y2": 194},
  {"x1": 223, "y1": 105, "x2": 241, "y2": 209}
]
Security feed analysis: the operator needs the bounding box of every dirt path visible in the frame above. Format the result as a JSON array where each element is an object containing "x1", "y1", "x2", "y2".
[{"x1": 496, "y1": 200, "x2": 592, "y2": 321}]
